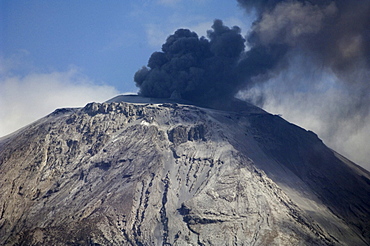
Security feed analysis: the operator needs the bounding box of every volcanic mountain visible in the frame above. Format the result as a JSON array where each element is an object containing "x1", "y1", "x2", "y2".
[{"x1": 0, "y1": 95, "x2": 369, "y2": 245}]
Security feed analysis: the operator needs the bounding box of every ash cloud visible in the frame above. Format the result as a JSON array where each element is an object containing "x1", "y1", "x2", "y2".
[
  {"x1": 135, "y1": 19, "x2": 246, "y2": 103},
  {"x1": 136, "y1": 1, "x2": 370, "y2": 104},
  {"x1": 134, "y1": 19, "x2": 287, "y2": 103}
]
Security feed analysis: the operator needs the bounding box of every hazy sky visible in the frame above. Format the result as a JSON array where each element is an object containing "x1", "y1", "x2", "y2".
[{"x1": 1, "y1": 0, "x2": 369, "y2": 171}]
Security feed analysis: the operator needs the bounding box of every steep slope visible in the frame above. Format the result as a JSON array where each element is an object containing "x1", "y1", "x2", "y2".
[{"x1": 0, "y1": 98, "x2": 369, "y2": 245}]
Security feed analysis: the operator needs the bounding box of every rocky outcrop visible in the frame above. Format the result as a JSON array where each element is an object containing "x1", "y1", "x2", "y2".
[
  {"x1": 0, "y1": 100, "x2": 369, "y2": 245},
  {"x1": 168, "y1": 124, "x2": 206, "y2": 145}
]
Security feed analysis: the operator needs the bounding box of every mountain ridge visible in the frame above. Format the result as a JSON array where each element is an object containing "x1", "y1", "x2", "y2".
[{"x1": 0, "y1": 96, "x2": 369, "y2": 245}]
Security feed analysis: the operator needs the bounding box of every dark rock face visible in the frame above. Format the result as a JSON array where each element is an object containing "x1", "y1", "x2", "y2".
[
  {"x1": 188, "y1": 124, "x2": 206, "y2": 141},
  {"x1": 168, "y1": 124, "x2": 206, "y2": 145},
  {"x1": 0, "y1": 100, "x2": 369, "y2": 245},
  {"x1": 168, "y1": 125, "x2": 188, "y2": 145}
]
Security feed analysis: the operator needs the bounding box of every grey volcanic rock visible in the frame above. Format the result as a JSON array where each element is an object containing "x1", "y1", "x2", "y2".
[{"x1": 0, "y1": 97, "x2": 369, "y2": 245}]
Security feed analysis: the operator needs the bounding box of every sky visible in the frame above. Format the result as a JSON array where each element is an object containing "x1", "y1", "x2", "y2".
[
  {"x1": 0, "y1": 0, "x2": 252, "y2": 134},
  {"x1": 1, "y1": 0, "x2": 369, "y2": 171},
  {"x1": 1, "y1": 0, "x2": 252, "y2": 92}
]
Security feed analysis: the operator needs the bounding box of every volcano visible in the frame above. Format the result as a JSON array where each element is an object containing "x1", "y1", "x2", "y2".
[{"x1": 0, "y1": 95, "x2": 369, "y2": 245}]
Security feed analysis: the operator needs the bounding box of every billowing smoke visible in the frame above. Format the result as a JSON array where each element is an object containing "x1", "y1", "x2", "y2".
[
  {"x1": 136, "y1": 1, "x2": 370, "y2": 103},
  {"x1": 134, "y1": 19, "x2": 247, "y2": 103},
  {"x1": 134, "y1": 18, "x2": 288, "y2": 103}
]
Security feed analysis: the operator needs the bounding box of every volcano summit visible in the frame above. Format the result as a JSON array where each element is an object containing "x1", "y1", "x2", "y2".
[{"x1": 0, "y1": 96, "x2": 369, "y2": 245}]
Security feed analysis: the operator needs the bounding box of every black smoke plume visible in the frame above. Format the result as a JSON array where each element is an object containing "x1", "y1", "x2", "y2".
[
  {"x1": 135, "y1": 0, "x2": 369, "y2": 104},
  {"x1": 134, "y1": 19, "x2": 288, "y2": 103},
  {"x1": 135, "y1": 20, "x2": 247, "y2": 103}
]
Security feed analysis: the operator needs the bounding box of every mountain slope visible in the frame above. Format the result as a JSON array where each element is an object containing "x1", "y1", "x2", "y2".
[{"x1": 0, "y1": 97, "x2": 369, "y2": 245}]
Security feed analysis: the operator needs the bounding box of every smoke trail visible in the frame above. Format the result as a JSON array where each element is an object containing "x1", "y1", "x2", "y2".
[
  {"x1": 236, "y1": 0, "x2": 370, "y2": 120},
  {"x1": 237, "y1": 0, "x2": 370, "y2": 169},
  {"x1": 242, "y1": 0, "x2": 369, "y2": 68}
]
